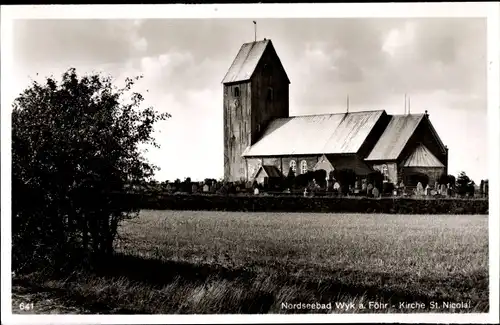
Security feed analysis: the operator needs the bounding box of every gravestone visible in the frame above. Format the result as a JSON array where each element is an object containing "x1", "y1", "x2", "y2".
[
  {"x1": 372, "y1": 187, "x2": 380, "y2": 198},
  {"x1": 203, "y1": 184, "x2": 210, "y2": 192},
  {"x1": 440, "y1": 184, "x2": 447, "y2": 196},
  {"x1": 416, "y1": 182, "x2": 424, "y2": 196}
]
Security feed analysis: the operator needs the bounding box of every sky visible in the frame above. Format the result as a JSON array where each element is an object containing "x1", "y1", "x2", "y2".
[{"x1": 11, "y1": 18, "x2": 488, "y2": 183}]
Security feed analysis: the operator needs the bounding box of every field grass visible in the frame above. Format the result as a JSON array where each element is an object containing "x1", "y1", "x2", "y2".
[{"x1": 12, "y1": 210, "x2": 488, "y2": 314}]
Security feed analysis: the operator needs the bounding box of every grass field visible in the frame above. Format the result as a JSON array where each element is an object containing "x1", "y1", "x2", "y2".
[{"x1": 13, "y1": 210, "x2": 488, "y2": 314}]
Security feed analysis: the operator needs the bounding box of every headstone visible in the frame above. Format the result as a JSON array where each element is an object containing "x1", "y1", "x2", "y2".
[
  {"x1": 372, "y1": 187, "x2": 380, "y2": 198},
  {"x1": 425, "y1": 185, "x2": 430, "y2": 196},
  {"x1": 416, "y1": 182, "x2": 424, "y2": 196},
  {"x1": 304, "y1": 188, "x2": 308, "y2": 197},
  {"x1": 355, "y1": 180, "x2": 360, "y2": 189},
  {"x1": 334, "y1": 182, "x2": 341, "y2": 191},
  {"x1": 254, "y1": 187, "x2": 260, "y2": 195},
  {"x1": 191, "y1": 184, "x2": 198, "y2": 193},
  {"x1": 362, "y1": 182, "x2": 367, "y2": 191},
  {"x1": 440, "y1": 184, "x2": 447, "y2": 196},
  {"x1": 203, "y1": 184, "x2": 210, "y2": 192},
  {"x1": 367, "y1": 183, "x2": 373, "y2": 192}
]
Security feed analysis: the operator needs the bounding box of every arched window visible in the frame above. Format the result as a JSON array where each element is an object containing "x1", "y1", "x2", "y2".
[
  {"x1": 301, "y1": 160, "x2": 308, "y2": 174},
  {"x1": 382, "y1": 164, "x2": 389, "y2": 181},
  {"x1": 289, "y1": 160, "x2": 297, "y2": 173},
  {"x1": 266, "y1": 87, "x2": 274, "y2": 102},
  {"x1": 234, "y1": 87, "x2": 240, "y2": 97}
]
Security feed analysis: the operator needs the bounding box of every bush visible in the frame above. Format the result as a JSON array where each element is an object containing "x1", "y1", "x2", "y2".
[
  {"x1": 382, "y1": 182, "x2": 395, "y2": 194},
  {"x1": 136, "y1": 194, "x2": 488, "y2": 215},
  {"x1": 367, "y1": 171, "x2": 384, "y2": 191},
  {"x1": 12, "y1": 68, "x2": 169, "y2": 274},
  {"x1": 333, "y1": 169, "x2": 357, "y2": 194}
]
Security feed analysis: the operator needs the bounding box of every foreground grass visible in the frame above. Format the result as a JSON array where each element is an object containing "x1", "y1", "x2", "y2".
[{"x1": 13, "y1": 210, "x2": 488, "y2": 314}]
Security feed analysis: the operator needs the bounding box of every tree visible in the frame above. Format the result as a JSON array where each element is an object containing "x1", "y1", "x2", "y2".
[
  {"x1": 285, "y1": 167, "x2": 295, "y2": 189},
  {"x1": 313, "y1": 169, "x2": 327, "y2": 188},
  {"x1": 456, "y1": 171, "x2": 473, "y2": 196},
  {"x1": 12, "y1": 68, "x2": 170, "y2": 274},
  {"x1": 333, "y1": 169, "x2": 357, "y2": 195},
  {"x1": 439, "y1": 173, "x2": 456, "y2": 188}
]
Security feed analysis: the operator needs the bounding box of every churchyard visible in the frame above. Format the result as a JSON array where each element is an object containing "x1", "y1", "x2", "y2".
[{"x1": 13, "y1": 210, "x2": 489, "y2": 314}]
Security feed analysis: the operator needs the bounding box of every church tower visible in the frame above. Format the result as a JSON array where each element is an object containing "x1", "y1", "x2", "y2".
[{"x1": 222, "y1": 39, "x2": 290, "y2": 182}]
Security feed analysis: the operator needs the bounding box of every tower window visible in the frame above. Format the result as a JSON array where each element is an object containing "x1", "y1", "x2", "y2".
[
  {"x1": 301, "y1": 160, "x2": 308, "y2": 174},
  {"x1": 290, "y1": 160, "x2": 297, "y2": 173},
  {"x1": 266, "y1": 87, "x2": 274, "y2": 102},
  {"x1": 234, "y1": 87, "x2": 240, "y2": 97}
]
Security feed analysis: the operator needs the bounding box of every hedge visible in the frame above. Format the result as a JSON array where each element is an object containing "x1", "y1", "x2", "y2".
[{"x1": 120, "y1": 193, "x2": 488, "y2": 215}]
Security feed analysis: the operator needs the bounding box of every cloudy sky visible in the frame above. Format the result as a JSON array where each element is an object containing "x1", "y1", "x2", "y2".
[{"x1": 11, "y1": 18, "x2": 487, "y2": 183}]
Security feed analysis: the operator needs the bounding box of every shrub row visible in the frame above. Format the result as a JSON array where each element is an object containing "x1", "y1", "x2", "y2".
[{"x1": 122, "y1": 193, "x2": 488, "y2": 215}]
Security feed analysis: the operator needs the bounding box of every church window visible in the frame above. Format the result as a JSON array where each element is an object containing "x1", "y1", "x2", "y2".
[
  {"x1": 234, "y1": 87, "x2": 240, "y2": 97},
  {"x1": 290, "y1": 160, "x2": 297, "y2": 173},
  {"x1": 301, "y1": 160, "x2": 308, "y2": 174},
  {"x1": 266, "y1": 87, "x2": 274, "y2": 102}
]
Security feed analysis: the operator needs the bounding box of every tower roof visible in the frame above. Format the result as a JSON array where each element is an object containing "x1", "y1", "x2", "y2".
[{"x1": 222, "y1": 39, "x2": 289, "y2": 84}]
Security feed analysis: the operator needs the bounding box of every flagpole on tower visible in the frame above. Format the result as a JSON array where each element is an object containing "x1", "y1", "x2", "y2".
[{"x1": 253, "y1": 21, "x2": 257, "y2": 42}]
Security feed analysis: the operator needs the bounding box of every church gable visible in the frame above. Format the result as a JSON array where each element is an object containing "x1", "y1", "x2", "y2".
[
  {"x1": 313, "y1": 155, "x2": 334, "y2": 172},
  {"x1": 403, "y1": 144, "x2": 444, "y2": 168}
]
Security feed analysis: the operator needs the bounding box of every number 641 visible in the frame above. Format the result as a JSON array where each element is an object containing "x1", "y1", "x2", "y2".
[{"x1": 19, "y1": 302, "x2": 34, "y2": 311}]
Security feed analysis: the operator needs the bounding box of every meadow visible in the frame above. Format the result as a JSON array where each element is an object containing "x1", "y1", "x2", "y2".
[{"x1": 13, "y1": 210, "x2": 488, "y2": 314}]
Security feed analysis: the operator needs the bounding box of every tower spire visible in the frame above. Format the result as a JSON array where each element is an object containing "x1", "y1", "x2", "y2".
[
  {"x1": 253, "y1": 21, "x2": 257, "y2": 42},
  {"x1": 347, "y1": 94, "x2": 349, "y2": 113}
]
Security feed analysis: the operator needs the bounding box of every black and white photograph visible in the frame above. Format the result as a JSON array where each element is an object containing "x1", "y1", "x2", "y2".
[{"x1": 1, "y1": 3, "x2": 499, "y2": 324}]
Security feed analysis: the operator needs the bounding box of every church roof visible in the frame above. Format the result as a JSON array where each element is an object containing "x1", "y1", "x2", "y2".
[
  {"x1": 326, "y1": 155, "x2": 374, "y2": 175},
  {"x1": 403, "y1": 143, "x2": 445, "y2": 167},
  {"x1": 256, "y1": 165, "x2": 283, "y2": 178},
  {"x1": 365, "y1": 114, "x2": 424, "y2": 161},
  {"x1": 242, "y1": 110, "x2": 385, "y2": 157},
  {"x1": 222, "y1": 39, "x2": 289, "y2": 84}
]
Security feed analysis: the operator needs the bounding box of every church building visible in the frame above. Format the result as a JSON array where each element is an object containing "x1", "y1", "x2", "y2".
[{"x1": 222, "y1": 39, "x2": 448, "y2": 187}]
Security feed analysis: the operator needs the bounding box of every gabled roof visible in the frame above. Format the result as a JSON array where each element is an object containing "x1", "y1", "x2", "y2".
[
  {"x1": 403, "y1": 144, "x2": 445, "y2": 167},
  {"x1": 242, "y1": 110, "x2": 385, "y2": 157},
  {"x1": 222, "y1": 39, "x2": 289, "y2": 84},
  {"x1": 255, "y1": 165, "x2": 282, "y2": 178},
  {"x1": 365, "y1": 114, "x2": 424, "y2": 161}
]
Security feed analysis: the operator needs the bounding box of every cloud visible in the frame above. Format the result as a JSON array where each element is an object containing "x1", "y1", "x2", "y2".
[{"x1": 11, "y1": 18, "x2": 487, "y2": 182}]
